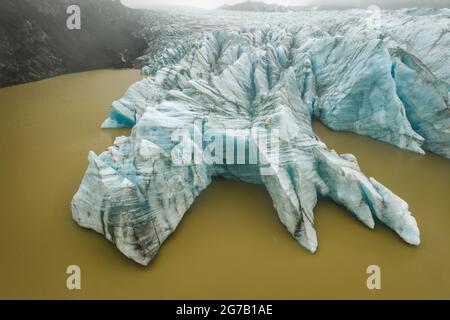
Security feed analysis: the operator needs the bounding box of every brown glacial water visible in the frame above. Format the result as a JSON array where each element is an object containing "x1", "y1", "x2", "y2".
[{"x1": 0, "y1": 69, "x2": 449, "y2": 299}]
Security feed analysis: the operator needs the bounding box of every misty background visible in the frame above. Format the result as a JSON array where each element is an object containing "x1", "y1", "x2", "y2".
[
  {"x1": 122, "y1": 0, "x2": 450, "y2": 9},
  {"x1": 1, "y1": 0, "x2": 448, "y2": 87}
]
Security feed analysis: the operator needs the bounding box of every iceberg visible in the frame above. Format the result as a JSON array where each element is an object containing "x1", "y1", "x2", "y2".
[{"x1": 72, "y1": 9, "x2": 449, "y2": 265}]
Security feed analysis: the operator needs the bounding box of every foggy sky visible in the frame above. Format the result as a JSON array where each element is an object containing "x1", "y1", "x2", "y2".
[
  {"x1": 121, "y1": 0, "x2": 450, "y2": 9},
  {"x1": 122, "y1": 0, "x2": 306, "y2": 9}
]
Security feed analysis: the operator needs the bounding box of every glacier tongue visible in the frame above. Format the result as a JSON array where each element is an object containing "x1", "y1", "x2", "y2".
[{"x1": 73, "y1": 9, "x2": 450, "y2": 265}]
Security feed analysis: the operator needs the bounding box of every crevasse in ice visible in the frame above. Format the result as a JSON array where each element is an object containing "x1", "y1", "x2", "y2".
[{"x1": 72, "y1": 8, "x2": 449, "y2": 265}]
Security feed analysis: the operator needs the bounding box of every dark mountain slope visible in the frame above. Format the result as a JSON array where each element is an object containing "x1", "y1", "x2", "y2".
[{"x1": 0, "y1": 0, "x2": 148, "y2": 88}]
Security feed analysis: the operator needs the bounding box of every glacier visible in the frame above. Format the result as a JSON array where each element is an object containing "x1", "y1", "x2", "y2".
[{"x1": 72, "y1": 8, "x2": 449, "y2": 265}]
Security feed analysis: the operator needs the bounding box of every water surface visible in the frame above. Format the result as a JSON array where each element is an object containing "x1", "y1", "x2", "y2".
[{"x1": 0, "y1": 69, "x2": 449, "y2": 299}]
